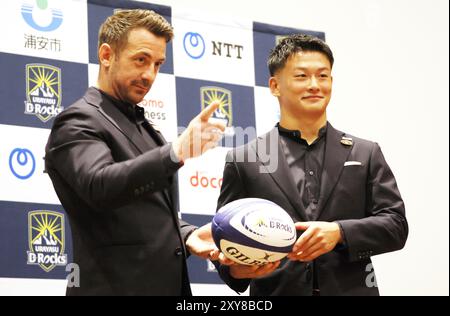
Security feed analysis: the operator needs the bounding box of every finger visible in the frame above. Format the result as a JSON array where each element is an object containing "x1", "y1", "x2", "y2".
[
  {"x1": 292, "y1": 228, "x2": 314, "y2": 253},
  {"x1": 218, "y1": 253, "x2": 235, "y2": 266},
  {"x1": 299, "y1": 249, "x2": 324, "y2": 262},
  {"x1": 297, "y1": 243, "x2": 323, "y2": 260},
  {"x1": 199, "y1": 102, "x2": 220, "y2": 121},
  {"x1": 206, "y1": 121, "x2": 226, "y2": 133},
  {"x1": 208, "y1": 249, "x2": 220, "y2": 261}
]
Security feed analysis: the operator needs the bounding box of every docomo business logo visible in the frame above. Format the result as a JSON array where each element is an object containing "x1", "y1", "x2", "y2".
[
  {"x1": 190, "y1": 171, "x2": 223, "y2": 189},
  {"x1": 138, "y1": 98, "x2": 167, "y2": 122}
]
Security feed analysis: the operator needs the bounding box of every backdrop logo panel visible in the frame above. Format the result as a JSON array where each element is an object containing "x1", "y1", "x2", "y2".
[
  {"x1": 25, "y1": 63, "x2": 63, "y2": 123},
  {"x1": 0, "y1": 52, "x2": 88, "y2": 129},
  {"x1": 9, "y1": 148, "x2": 36, "y2": 180},
  {"x1": 0, "y1": 125, "x2": 60, "y2": 205},
  {"x1": 176, "y1": 77, "x2": 256, "y2": 148},
  {"x1": 178, "y1": 147, "x2": 228, "y2": 216},
  {"x1": 0, "y1": 201, "x2": 72, "y2": 279},
  {"x1": 21, "y1": 0, "x2": 63, "y2": 32},
  {"x1": 0, "y1": 0, "x2": 88, "y2": 63},
  {"x1": 139, "y1": 73, "x2": 178, "y2": 142},
  {"x1": 172, "y1": 10, "x2": 254, "y2": 86},
  {"x1": 27, "y1": 210, "x2": 67, "y2": 272}
]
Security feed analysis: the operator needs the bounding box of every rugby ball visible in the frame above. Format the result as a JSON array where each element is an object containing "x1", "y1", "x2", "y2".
[{"x1": 212, "y1": 198, "x2": 297, "y2": 266}]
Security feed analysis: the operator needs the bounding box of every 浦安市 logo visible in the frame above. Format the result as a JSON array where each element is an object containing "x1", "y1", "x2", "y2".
[{"x1": 21, "y1": 0, "x2": 63, "y2": 32}]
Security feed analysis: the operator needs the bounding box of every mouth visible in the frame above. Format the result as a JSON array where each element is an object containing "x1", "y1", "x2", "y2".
[
  {"x1": 302, "y1": 95, "x2": 324, "y2": 100},
  {"x1": 133, "y1": 84, "x2": 150, "y2": 92}
]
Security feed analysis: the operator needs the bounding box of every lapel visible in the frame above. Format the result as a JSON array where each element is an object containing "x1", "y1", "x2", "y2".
[
  {"x1": 252, "y1": 128, "x2": 309, "y2": 221},
  {"x1": 315, "y1": 123, "x2": 353, "y2": 220},
  {"x1": 84, "y1": 87, "x2": 149, "y2": 155}
]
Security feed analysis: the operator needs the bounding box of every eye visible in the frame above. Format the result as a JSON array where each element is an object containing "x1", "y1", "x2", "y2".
[
  {"x1": 294, "y1": 74, "x2": 307, "y2": 78},
  {"x1": 136, "y1": 57, "x2": 147, "y2": 64}
]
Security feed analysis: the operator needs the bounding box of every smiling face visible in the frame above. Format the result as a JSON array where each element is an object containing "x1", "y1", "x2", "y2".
[
  {"x1": 99, "y1": 27, "x2": 167, "y2": 104},
  {"x1": 270, "y1": 50, "x2": 333, "y2": 120}
]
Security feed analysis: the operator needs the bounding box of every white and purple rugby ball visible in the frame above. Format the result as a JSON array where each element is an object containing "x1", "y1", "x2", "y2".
[{"x1": 212, "y1": 198, "x2": 297, "y2": 266}]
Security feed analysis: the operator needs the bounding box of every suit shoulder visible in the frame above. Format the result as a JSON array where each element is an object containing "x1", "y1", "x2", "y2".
[
  {"x1": 336, "y1": 128, "x2": 378, "y2": 151},
  {"x1": 225, "y1": 137, "x2": 258, "y2": 162},
  {"x1": 47, "y1": 96, "x2": 104, "y2": 150}
]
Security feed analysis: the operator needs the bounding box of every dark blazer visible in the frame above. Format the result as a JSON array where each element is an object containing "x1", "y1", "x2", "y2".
[
  {"x1": 216, "y1": 124, "x2": 408, "y2": 296},
  {"x1": 45, "y1": 87, "x2": 195, "y2": 296}
]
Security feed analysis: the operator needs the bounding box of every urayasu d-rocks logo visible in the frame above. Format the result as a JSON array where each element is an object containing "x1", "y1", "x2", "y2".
[
  {"x1": 24, "y1": 64, "x2": 63, "y2": 123},
  {"x1": 201, "y1": 86, "x2": 234, "y2": 135},
  {"x1": 27, "y1": 211, "x2": 67, "y2": 272}
]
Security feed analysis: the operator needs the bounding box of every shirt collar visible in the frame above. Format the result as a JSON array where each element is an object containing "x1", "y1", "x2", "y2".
[
  {"x1": 97, "y1": 88, "x2": 146, "y2": 125},
  {"x1": 277, "y1": 122, "x2": 328, "y2": 145}
]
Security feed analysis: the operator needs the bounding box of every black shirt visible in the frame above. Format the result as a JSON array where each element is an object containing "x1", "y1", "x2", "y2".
[{"x1": 277, "y1": 122, "x2": 327, "y2": 221}]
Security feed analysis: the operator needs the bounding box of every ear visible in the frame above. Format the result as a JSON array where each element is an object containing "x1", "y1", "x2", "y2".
[
  {"x1": 98, "y1": 43, "x2": 114, "y2": 68},
  {"x1": 269, "y1": 76, "x2": 281, "y2": 97}
]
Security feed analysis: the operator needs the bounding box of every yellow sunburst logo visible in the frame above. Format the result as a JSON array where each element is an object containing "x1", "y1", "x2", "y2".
[
  {"x1": 201, "y1": 86, "x2": 233, "y2": 127},
  {"x1": 27, "y1": 211, "x2": 67, "y2": 272},
  {"x1": 25, "y1": 64, "x2": 63, "y2": 123}
]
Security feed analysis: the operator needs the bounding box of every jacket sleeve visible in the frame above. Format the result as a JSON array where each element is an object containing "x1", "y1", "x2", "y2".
[
  {"x1": 214, "y1": 150, "x2": 251, "y2": 293},
  {"x1": 336, "y1": 143, "x2": 408, "y2": 262},
  {"x1": 45, "y1": 107, "x2": 182, "y2": 210}
]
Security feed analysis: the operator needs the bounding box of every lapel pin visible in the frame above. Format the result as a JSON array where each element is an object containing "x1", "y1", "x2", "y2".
[{"x1": 341, "y1": 136, "x2": 353, "y2": 146}]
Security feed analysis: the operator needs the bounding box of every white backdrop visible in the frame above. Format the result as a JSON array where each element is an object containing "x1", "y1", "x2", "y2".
[{"x1": 1, "y1": 0, "x2": 448, "y2": 296}]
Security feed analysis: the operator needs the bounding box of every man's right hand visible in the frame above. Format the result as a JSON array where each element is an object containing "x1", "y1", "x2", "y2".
[
  {"x1": 172, "y1": 102, "x2": 226, "y2": 162},
  {"x1": 229, "y1": 261, "x2": 281, "y2": 279}
]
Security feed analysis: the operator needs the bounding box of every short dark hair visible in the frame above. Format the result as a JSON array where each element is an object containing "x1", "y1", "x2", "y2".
[
  {"x1": 98, "y1": 9, "x2": 174, "y2": 56},
  {"x1": 268, "y1": 34, "x2": 334, "y2": 76}
]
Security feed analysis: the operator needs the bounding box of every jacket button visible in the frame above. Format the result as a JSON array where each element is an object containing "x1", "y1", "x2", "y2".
[{"x1": 174, "y1": 247, "x2": 183, "y2": 256}]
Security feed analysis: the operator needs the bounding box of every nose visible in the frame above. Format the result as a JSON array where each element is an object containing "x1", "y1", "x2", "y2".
[
  {"x1": 142, "y1": 64, "x2": 158, "y2": 83},
  {"x1": 308, "y1": 76, "x2": 320, "y2": 93}
]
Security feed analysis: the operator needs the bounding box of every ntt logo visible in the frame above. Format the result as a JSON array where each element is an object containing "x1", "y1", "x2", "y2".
[
  {"x1": 183, "y1": 32, "x2": 206, "y2": 59},
  {"x1": 9, "y1": 148, "x2": 36, "y2": 180}
]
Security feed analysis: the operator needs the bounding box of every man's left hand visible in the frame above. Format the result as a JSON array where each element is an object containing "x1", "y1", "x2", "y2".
[{"x1": 287, "y1": 222, "x2": 342, "y2": 262}]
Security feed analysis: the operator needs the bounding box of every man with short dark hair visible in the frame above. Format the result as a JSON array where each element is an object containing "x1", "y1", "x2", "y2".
[
  {"x1": 216, "y1": 34, "x2": 408, "y2": 296},
  {"x1": 45, "y1": 9, "x2": 226, "y2": 296}
]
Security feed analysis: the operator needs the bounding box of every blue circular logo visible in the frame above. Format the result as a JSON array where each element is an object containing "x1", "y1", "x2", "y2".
[
  {"x1": 21, "y1": 1, "x2": 63, "y2": 32},
  {"x1": 9, "y1": 148, "x2": 36, "y2": 180},
  {"x1": 183, "y1": 32, "x2": 206, "y2": 59}
]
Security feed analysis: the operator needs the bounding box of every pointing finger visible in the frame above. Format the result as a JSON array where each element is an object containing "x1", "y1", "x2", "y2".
[{"x1": 199, "y1": 102, "x2": 220, "y2": 121}]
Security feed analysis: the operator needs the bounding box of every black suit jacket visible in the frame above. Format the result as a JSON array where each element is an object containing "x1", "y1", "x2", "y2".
[
  {"x1": 216, "y1": 124, "x2": 408, "y2": 296},
  {"x1": 45, "y1": 87, "x2": 195, "y2": 296}
]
